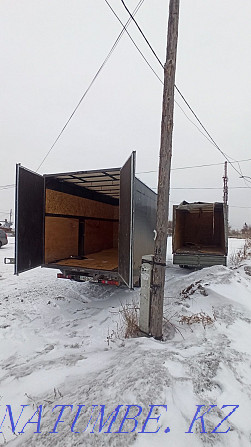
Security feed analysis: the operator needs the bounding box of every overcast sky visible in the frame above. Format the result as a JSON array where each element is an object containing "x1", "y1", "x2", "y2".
[{"x1": 1, "y1": 0, "x2": 251, "y2": 228}]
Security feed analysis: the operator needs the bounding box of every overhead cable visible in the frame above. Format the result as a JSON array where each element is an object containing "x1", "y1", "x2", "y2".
[
  {"x1": 151, "y1": 186, "x2": 250, "y2": 190},
  {"x1": 105, "y1": 0, "x2": 224, "y2": 151},
  {"x1": 120, "y1": 0, "x2": 251, "y2": 186},
  {"x1": 2, "y1": 156, "x2": 251, "y2": 191},
  {"x1": 136, "y1": 157, "x2": 251, "y2": 174},
  {"x1": 36, "y1": 0, "x2": 145, "y2": 172},
  {"x1": 0, "y1": 184, "x2": 15, "y2": 190}
]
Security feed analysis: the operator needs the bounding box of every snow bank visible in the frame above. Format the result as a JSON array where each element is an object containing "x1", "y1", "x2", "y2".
[{"x1": 0, "y1": 238, "x2": 250, "y2": 446}]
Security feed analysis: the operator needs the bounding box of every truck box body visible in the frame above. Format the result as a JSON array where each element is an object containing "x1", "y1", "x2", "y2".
[
  {"x1": 15, "y1": 153, "x2": 157, "y2": 288},
  {"x1": 172, "y1": 201, "x2": 228, "y2": 267}
]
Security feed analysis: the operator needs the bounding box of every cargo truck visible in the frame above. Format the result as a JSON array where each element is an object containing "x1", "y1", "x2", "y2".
[
  {"x1": 13, "y1": 152, "x2": 157, "y2": 288},
  {"x1": 172, "y1": 201, "x2": 228, "y2": 268}
]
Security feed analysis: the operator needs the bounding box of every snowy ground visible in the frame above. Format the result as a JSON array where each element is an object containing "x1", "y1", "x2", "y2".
[{"x1": 0, "y1": 237, "x2": 250, "y2": 446}]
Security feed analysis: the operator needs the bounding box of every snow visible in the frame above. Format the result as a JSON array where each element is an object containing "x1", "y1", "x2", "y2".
[{"x1": 0, "y1": 237, "x2": 251, "y2": 446}]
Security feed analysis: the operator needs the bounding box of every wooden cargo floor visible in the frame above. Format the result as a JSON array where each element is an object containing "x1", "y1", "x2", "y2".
[
  {"x1": 54, "y1": 248, "x2": 118, "y2": 271},
  {"x1": 176, "y1": 245, "x2": 225, "y2": 255}
]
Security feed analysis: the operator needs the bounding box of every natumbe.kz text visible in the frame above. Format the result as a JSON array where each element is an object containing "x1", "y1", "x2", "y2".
[{"x1": 0, "y1": 404, "x2": 239, "y2": 435}]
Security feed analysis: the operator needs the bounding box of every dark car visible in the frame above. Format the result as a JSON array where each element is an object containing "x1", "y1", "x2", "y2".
[{"x1": 0, "y1": 229, "x2": 8, "y2": 248}]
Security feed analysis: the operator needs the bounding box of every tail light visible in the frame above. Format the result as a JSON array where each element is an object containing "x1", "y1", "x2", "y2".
[
  {"x1": 101, "y1": 279, "x2": 119, "y2": 286},
  {"x1": 57, "y1": 273, "x2": 72, "y2": 279}
]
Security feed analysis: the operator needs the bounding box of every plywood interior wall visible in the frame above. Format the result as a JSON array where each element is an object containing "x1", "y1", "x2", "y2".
[
  {"x1": 46, "y1": 189, "x2": 119, "y2": 220},
  {"x1": 218, "y1": 212, "x2": 225, "y2": 251},
  {"x1": 173, "y1": 208, "x2": 185, "y2": 251},
  {"x1": 174, "y1": 209, "x2": 225, "y2": 252},
  {"x1": 45, "y1": 216, "x2": 79, "y2": 263},
  {"x1": 84, "y1": 220, "x2": 118, "y2": 255},
  {"x1": 113, "y1": 221, "x2": 119, "y2": 248}
]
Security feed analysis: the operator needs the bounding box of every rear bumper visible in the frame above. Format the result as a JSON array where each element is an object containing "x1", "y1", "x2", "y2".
[
  {"x1": 42, "y1": 263, "x2": 121, "y2": 284},
  {"x1": 173, "y1": 253, "x2": 227, "y2": 267}
]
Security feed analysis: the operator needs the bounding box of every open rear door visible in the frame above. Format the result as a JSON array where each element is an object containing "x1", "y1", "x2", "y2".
[
  {"x1": 118, "y1": 152, "x2": 135, "y2": 288},
  {"x1": 15, "y1": 164, "x2": 44, "y2": 274}
]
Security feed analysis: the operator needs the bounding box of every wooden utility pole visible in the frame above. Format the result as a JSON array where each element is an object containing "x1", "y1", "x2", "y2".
[
  {"x1": 223, "y1": 161, "x2": 228, "y2": 236},
  {"x1": 223, "y1": 161, "x2": 228, "y2": 205},
  {"x1": 149, "y1": 0, "x2": 180, "y2": 339}
]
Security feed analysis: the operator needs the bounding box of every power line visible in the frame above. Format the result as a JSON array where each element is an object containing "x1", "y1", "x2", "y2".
[
  {"x1": 0, "y1": 184, "x2": 15, "y2": 190},
  {"x1": 236, "y1": 160, "x2": 250, "y2": 188},
  {"x1": 136, "y1": 157, "x2": 251, "y2": 174},
  {"x1": 105, "y1": 0, "x2": 228, "y2": 153},
  {"x1": 1, "y1": 184, "x2": 250, "y2": 191},
  {"x1": 173, "y1": 100, "x2": 223, "y2": 148},
  {"x1": 36, "y1": 0, "x2": 242, "y2": 176},
  {"x1": 1, "y1": 154, "x2": 251, "y2": 190},
  {"x1": 104, "y1": 0, "x2": 163, "y2": 84},
  {"x1": 230, "y1": 206, "x2": 251, "y2": 209},
  {"x1": 36, "y1": 0, "x2": 145, "y2": 173},
  {"x1": 1, "y1": 156, "x2": 251, "y2": 191},
  {"x1": 120, "y1": 0, "x2": 251, "y2": 187},
  {"x1": 121, "y1": 0, "x2": 163, "y2": 66},
  {"x1": 151, "y1": 186, "x2": 250, "y2": 190},
  {"x1": 34, "y1": 0, "x2": 251, "y2": 185}
]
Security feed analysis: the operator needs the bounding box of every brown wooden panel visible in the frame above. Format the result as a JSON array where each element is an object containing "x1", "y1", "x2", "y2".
[
  {"x1": 184, "y1": 210, "x2": 220, "y2": 246},
  {"x1": 45, "y1": 217, "x2": 79, "y2": 263},
  {"x1": 46, "y1": 189, "x2": 119, "y2": 220},
  {"x1": 174, "y1": 208, "x2": 225, "y2": 252},
  {"x1": 54, "y1": 248, "x2": 118, "y2": 271},
  {"x1": 176, "y1": 246, "x2": 224, "y2": 255},
  {"x1": 84, "y1": 220, "x2": 114, "y2": 255},
  {"x1": 113, "y1": 221, "x2": 119, "y2": 248},
  {"x1": 173, "y1": 209, "x2": 186, "y2": 251}
]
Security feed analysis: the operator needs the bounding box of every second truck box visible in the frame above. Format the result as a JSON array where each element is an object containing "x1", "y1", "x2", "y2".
[{"x1": 172, "y1": 201, "x2": 228, "y2": 268}]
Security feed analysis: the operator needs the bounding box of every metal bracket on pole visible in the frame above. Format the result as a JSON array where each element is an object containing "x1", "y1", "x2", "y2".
[{"x1": 139, "y1": 255, "x2": 154, "y2": 335}]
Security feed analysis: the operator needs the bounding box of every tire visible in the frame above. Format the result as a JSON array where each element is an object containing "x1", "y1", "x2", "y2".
[{"x1": 0, "y1": 242, "x2": 2, "y2": 248}]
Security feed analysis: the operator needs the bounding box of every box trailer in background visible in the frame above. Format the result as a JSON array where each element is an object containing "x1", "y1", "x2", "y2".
[
  {"x1": 15, "y1": 152, "x2": 157, "y2": 288},
  {"x1": 172, "y1": 201, "x2": 228, "y2": 268}
]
